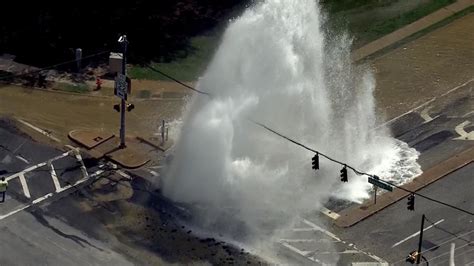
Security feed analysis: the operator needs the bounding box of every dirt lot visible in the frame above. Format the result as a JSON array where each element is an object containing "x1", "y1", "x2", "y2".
[
  {"x1": 371, "y1": 12, "x2": 474, "y2": 120},
  {"x1": 0, "y1": 84, "x2": 186, "y2": 143}
]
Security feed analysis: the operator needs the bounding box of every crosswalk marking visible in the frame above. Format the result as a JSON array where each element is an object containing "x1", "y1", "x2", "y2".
[
  {"x1": 0, "y1": 169, "x2": 105, "y2": 221},
  {"x1": 320, "y1": 206, "x2": 341, "y2": 220},
  {"x1": 280, "y1": 218, "x2": 389, "y2": 265},
  {"x1": 18, "y1": 173, "x2": 31, "y2": 199},
  {"x1": 49, "y1": 162, "x2": 61, "y2": 192}
]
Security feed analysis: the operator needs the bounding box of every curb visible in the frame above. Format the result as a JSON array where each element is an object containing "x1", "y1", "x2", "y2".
[{"x1": 335, "y1": 146, "x2": 474, "y2": 228}]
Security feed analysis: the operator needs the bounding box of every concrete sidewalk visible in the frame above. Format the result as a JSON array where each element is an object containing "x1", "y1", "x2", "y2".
[
  {"x1": 335, "y1": 146, "x2": 474, "y2": 228},
  {"x1": 352, "y1": 0, "x2": 473, "y2": 62}
]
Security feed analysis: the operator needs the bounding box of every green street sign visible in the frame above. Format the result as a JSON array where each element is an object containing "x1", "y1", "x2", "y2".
[{"x1": 368, "y1": 176, "x2": 393, "y2": 192}]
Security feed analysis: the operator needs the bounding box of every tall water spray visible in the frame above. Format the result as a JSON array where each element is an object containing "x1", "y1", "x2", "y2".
[{"x1": 163, "y1": 0, "x2": 421, "y2": 244}]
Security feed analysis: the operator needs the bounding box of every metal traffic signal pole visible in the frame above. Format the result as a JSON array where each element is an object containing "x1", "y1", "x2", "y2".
[
  {"x1": 119, "y1": 35, "x2": 128, "y2": 148},
  {"x1": 417, "y1": 214, "x2": 426, "y2": 264}
]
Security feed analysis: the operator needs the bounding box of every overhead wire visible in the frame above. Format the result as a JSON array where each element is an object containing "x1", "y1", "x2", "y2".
[{"x1": 144, "y1": 64, "x2": 474, "y2": 217}]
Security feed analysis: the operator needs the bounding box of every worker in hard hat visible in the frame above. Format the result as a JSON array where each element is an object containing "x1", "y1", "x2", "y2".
[{"x1": 0, "y1": 177, "x2": 8, "y2": 203}]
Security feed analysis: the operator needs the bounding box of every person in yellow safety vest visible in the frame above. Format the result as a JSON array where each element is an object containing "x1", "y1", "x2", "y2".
[{"x1": 0, "y1": 177, "x2": 8, "y2": 203}]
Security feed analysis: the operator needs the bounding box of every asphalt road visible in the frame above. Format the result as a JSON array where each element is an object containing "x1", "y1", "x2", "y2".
[
  {"x1": 0, "y1": 120, "x2": 135, "y2": 265},
  {"x1": 337, "y1": 163, "x2": 474, "y2": 265},
  {"x1": 277, "y1": 80, "x2": 473, "y2": 265}
]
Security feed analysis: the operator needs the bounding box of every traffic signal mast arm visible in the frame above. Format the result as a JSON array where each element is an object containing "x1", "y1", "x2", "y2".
[{"x1": 143, "y1": 61, "x2": 474, "y2": 217}]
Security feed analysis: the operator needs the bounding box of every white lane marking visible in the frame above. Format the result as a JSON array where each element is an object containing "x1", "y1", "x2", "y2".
[
  {"x1": 12, "y1": 139, "x2": 27, "y2": 154},
  {"x1": 314, "y1": 250, "x2": 360, "y2": 255},
  {"x1": 463, "y1": 111, "x2": 474, "y2": 118},
  {"x1": 148, "y1": 165, "x2": 165, "y2": 169},
  {"x1": 376, "y1": 78, "x2": 474, "y2": 129},
  {"x1": 147, "y1": 170, "x2": 159, "y2": 177},
  {"x1": 279, "y1": 242, "x2": 324, "y2": 264},
  {"x1": 320, "y1": 206, "x2": 341, "y2": 220},
  {"x1": 72, "y1": 150, "x2": 89, "y2": 179},
  {"x1": 49, "y1": 162, "x2": 61, "y2": 192},
  {"x1": 17, "y1": 119, "x2": 61, "y2": 142},
  {"x1": 281, "y1": 239, "x2": 320, "y2": 243},
  {"x1": 302, "y1": 219, "x2": 388, "y2": 264},
  {"x1": 18, "y1": 173, "x2": 31, "y2": 199},
  {"x1": 392, "y1": 219, "x2": 445, "y2": 248},
  {"x1": 116, "y1": 170, "x2": 131, "y2": 180},
  {"x1": 0, "y1": 170, "x2": 105, "y2": 221},
  {"x1": 453, "y1": 121, "x2": 474, "y2": 140},
  {"x1": 15, "y1": 155, "x2": 29, "y2": 164},
  {"x1": 5, "y1": 151, "x2": 72, "y2": 182},
  {"x1": 292, "y1": 228, "x2": 315, "y2": 232},
  {"x1": 303, "y1": 219, "x2": 343, "y2": 241},
  {"x1": 420, "y1": 106, "x2": 439, "y2": 123}
]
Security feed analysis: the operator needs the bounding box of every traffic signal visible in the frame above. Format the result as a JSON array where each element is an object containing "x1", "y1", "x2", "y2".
[
  {"x1": 407, "y1": 194, "x2": 415, "y2": 211},
  {"x1": 113, "y1": 104, "x2": 120, "y2": 112},
  {"x1": 312, "y1": 154, "x2": 319, "y2": 170},
  {"x1": 405, "y1": 251, "x2": 419, "y2": 264},
  {"x1": 340, "y1": 166, "x2": 348, "y2": 182},
  {"x1": 126, "y1": 103, "x2": 135, "y2": 112}
]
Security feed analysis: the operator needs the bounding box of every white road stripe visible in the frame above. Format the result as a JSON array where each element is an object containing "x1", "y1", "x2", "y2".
[
  {"x1": 292, "y1": 228, "x2": 316, "y2": 232},
  {"x1": 375, "y1": 78, "x2": 474, "y2": 129},
  {"x1": 302, "y1": 219, "x2": 388, "y2": 264},
  {"x1": 420, "y1": 106, "x2": 440, "y2": 123},
  {"x1": 116, "y1": 170, "x2": 131, "y2": 180},
  {"x1": 281, "y1": 239, "x2": 319, "y2": 243},
  {"x1": 17, "y1": 119, "x2": 61, "y2": 142},
  {"x1": 392, "y1": 219, "x2": 445, "y2": 248},
  {"x1": 0, "y1": 170, "x2": 105, "y2": 221},
  {"x1": 148, "y1": 170, "x2": 159, "y2": 177},
  {"x1": 320, "y1": 206, "x2": 341, "y2": 220},
  {"x1": 72, "y1": 150, "x2": 89, "y2": 179},
  {"x1": 49, "y1": 162, "x2": 61, "y2": 192},
  {"x1": 5, "y1": 151, "x2": 72, "y2": 182},
  {"x1": 18, "y1": 173, "x2": 31, "y2": 199},
  {"x1": 15, "y1": 155, "x2": 29, "y2": 164},
  {"x1": 280, "y1": 242, "x2": 324, "y2": 264},
  {"x1": 303, "y1": 219, "x2": 343, "y2": 241}
]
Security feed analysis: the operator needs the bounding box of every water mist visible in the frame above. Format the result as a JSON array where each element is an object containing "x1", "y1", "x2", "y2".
[{"x1": 163, "y1": 0, "x2": 421, "y2": 251}]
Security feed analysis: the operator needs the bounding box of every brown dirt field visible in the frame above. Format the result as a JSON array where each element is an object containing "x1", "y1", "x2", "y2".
[
  {"x1": 371, "y1": 12, "x2": 474, "y2": 120},
  {"x1": 0, "y1": 85, "x2": 185, "y2": 143}
]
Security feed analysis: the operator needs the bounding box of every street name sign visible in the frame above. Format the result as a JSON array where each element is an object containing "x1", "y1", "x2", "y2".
[{"x1": 368, "y1": 176, "x2": 393, "y2": 192}]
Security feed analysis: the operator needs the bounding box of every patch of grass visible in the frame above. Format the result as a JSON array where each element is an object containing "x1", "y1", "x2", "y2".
[
  {"x1": 325, "y1": 0, "x2": 456, "y2": 47},
  {"x1": 129, "y1": 34, "x2": 221, "y2": 81},
  {"x1": 54, "y1": 83, "x2": 89, "y2": 93},
  {"x1": 322, "y1": 0, "x2": 386, "y2": 13},
  {"x1": 362, "y1": 5, "x2": 474, "y2": 62},
  {"x1": 366, "y1": 0, "x2": 455, "y2": 36}
]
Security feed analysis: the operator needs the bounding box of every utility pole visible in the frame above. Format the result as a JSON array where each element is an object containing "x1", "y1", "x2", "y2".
[
  {"x1": 118, "y1": 35, "x2": 128, "y2": 148},
  {"x1": 417, "y1": 214, "x2": 425, "y2": 264}
]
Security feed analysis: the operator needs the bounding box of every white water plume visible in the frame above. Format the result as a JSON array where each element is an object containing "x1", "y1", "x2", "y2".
[{"x1": 163, "y1": 0, "x2": 421, "y2": 246}]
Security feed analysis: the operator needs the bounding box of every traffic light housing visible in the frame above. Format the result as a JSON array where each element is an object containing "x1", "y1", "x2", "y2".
[
  {"x1": 340, "y1": 166, "x2": 348, "y2": 182},
  {"x1": 405, "y1": 251, "x2": 419, "y2": 264},
  {"x1": 312, "y1": 154, "x2": 319, "y2": 170},
  {"x1": 113, "y1": 104, "x2": 120, "y2": 112},
  {"x1": 126, "y1": 103, "x2": 135, "y2": 112},
  {"x1": 407, "y1": 194, "x2": 415, "y2": 211}
]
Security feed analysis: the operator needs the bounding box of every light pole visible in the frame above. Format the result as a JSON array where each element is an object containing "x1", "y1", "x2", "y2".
[{"x1": 118, "y1": 35, "x2": 128, "y2": 148}]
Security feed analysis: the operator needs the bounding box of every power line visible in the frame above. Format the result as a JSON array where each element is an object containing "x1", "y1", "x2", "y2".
[
  {"x1": 392, "y1": 228, "x2": 474, "y2": 265},
  {"x1": 139, "y1": 64, "x2": 474, "y2": 217},
  {"x1": 145, "y1": 64, "x2": 212, "y2": 96},
  {"x1": 251, "y1": 121, "x2": 474, "y2": 216},
  {"x1": 425, "y1": 242, "x2": 474, "y2": 263},
  {"x1": 0, "y1": 51, "x2": 109, "y2": 81},
  {"x1": 425, "y1": 216, "x2": 474, "y2": 246}
]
